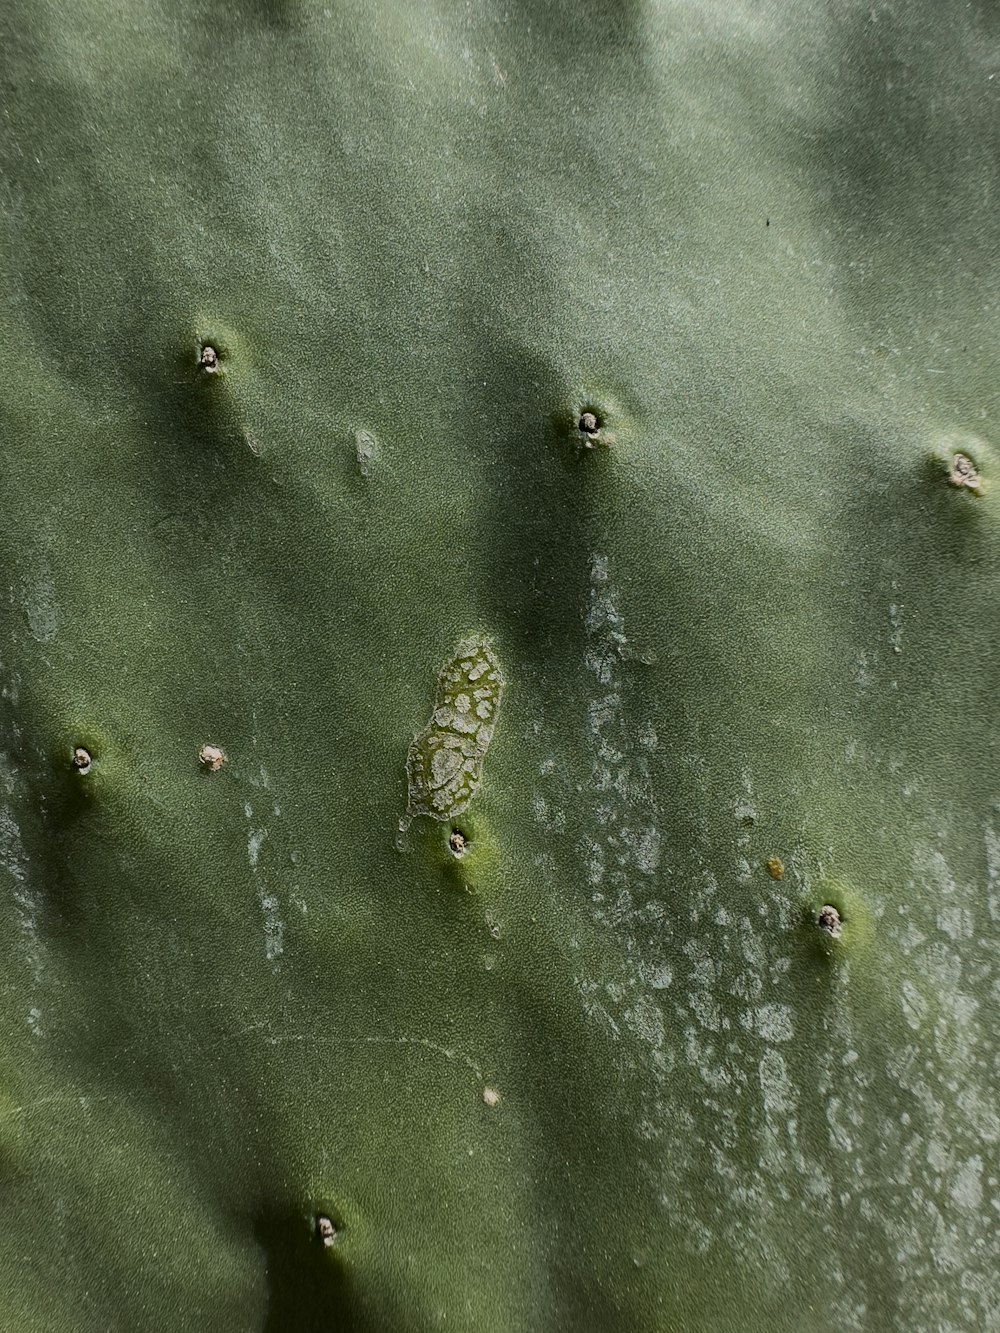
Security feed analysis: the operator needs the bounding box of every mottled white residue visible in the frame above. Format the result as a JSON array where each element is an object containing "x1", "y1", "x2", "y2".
[
  {"x1": 985, "y1": 826, "x2": 1000, "y2": 924},
  {"x1": 863, "y1": 834, "x2": 1000, "y2": 1331},
  {"x1": 854, "y1": 649, "x2": 875, "y2": 689},
  {"x1": 640, "y1": 960, "x2": 672, "y2": 990},
  {"x1": 624, "y1": 992, "x2": 666, "y2": 1050},
  {"x1": 535, "y1": 550, "x2": 1000, "y2": 1325},
  {"x1": 248, "y1": 826, "x2": 265, "y2": 870},
  {"x1": 572, "y1": 976, "x2": 621, "y2": 1039},
  {"x1": 741, "y1": 1002, "x2": 793, "y2": 1043},
  {"x1": 951, "y1": 1156, "x2": 983, "y2": 1211},
  {"x1": 734, "y1": 798, "x2": 757, "y2": 826},
  {"x1": 901, "y1": 979, "x2": 928, "y2": 1030},
  {"x1": 244, "y1": 788, "x2": 284, "y2": 962},
  {"x1": 888, "y1": 581, "x2": 903, "y2": 655},
  {"x1": 0, "y1": 750, "x2": 45, "y2": 1034},
  {"x1": 571, "y1": 563, "x2": 684, "y2": 1070},
  {"x1": 550, "y1": 554, "x2": 674, "y2": 1078},
  {"x1": 581, "y1": 554, "x2": 661, "y2": 911},
  {"x1": 531, "y1": 791, "x2": 565, "y2": 833},
  {"x1": 759, "y1": 1048, "x2": 793, "y2": 1117}
]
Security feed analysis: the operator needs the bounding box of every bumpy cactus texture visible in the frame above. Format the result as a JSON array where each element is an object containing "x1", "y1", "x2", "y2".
[{"x1": 2, "y1": 2, "x2": 999, "y2": 1330}]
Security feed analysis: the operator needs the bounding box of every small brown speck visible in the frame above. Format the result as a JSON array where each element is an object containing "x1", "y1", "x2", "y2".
[
  {"x1": 817, "y1": 904, "x2": 843, "y2": 938},
  {"x1": 766, "y1": 856, "x2": 785, "y2": 881},
  {"x1": 199, "y1": 744, "x2": 226, "y2": 772},
  {"x1": 72, "y1": 746, "x2": 92, "y2": 775},
  {"x1": 483, "y1": 1086, "x2": 501, "y2": 1108},
  {"x1": 316, "y1": 1215, "x2": 337, "y2": 1247}
]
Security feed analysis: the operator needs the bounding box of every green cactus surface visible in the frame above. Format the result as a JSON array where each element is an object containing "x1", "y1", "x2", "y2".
[{"x1": 1, "y1": 1, "x2": 999, "y2": 1329}]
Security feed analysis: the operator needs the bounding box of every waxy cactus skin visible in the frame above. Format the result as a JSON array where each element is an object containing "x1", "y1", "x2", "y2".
[{"x1": 1, "y1": 2, "x2": 998, "y2": 1329}]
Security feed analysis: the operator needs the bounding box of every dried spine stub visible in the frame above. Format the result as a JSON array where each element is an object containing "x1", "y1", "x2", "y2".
[
  {"x1": 198, "y1": 344, "x2": 220, "y2": 373},
  {"x1": 948, "y1": 452, "x2": 982, "y2": 494},
  {"x1": 72, "y1": 746, "x2": 92, "y2": 775},
  {"x1": 198, "y1": 744, "x2": 226, "y2": 772},
  {"x1": 578, "y1": 410, "x2": 608, "y2": 448},
  {"x1": 316, "y1": 1215, "x2": 337, "y2": 1247},
  {"x1": 817, "y1": 904, "x2": 843, "y2": 938}
]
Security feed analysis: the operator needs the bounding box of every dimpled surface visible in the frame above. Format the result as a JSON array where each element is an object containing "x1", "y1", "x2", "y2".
[{"x1": 1, "y1": 2, "x2": 999, "y2": 1330}]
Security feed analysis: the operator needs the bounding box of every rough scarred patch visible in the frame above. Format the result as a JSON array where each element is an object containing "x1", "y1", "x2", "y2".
[{"x1": 404, "y1": 637, "x2": 504, "y2": 826}]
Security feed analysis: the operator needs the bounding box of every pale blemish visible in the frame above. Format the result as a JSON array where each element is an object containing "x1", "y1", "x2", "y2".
[
  {"x1": 355, "y1": 428, "x2": 378, "y2": 477},
  {"x1": 638, "y1": 722, "x2": 658, "y2": 751},
  {"x1": 759, "y1": 1048, "x2": 794, "y2": 1117},
  {"x1": 640, "y1": 960, "x2": 672, "y2": 990},
  {"x1": 20, "y1": 563, "x2": 59, "y2": 644},
  {"x1": 901, "y1": 980, "x2": 928, "y2": 1031},
  {"x1": 888, "y1": 600, "x2": 903, "y2": 656},
  {"x1": 741, "y1": 1003, "x2": 793, "y2": 1043},
  {"x1": 0, "y1": 781, "x2": 46, "y2": 1033},
  {"x1": 854, "y1": 649, "x2": 874, "y2": 689},
  {"x1": 734, "y1": 793, "x2": 756, "y2": 821},
  {"x1": 573, "y1": 976, "x2": 621, "y2": 1039},
  {"x1": 245, "y1": 801, "x2": 284, "y2": 962},
  {"x1": 624, "y1": 994, "x2": 666, "y2": 1049},
  {"x1": 565, "y1": 554, "x2": 675, "y2": 1110},
  {"x1": 825, "y1": 1097, "x2": 854, "y2": 1152},
  {"x1": 949, "y1": 1156, "x2": 984, "y2": 1211},
  {"x1": 248, "y1": 827, "x2": 266, "y2": 870}
]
